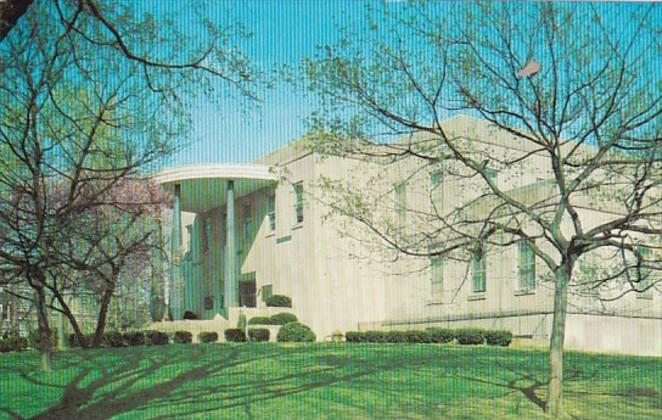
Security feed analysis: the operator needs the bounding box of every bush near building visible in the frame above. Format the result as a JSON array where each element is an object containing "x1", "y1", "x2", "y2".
[
  {"x1": 0, "y1": 335, "x2": 28, "y2": 353},
  {"x1": 103, "y1": 331, "x2": 126, "y2": 348},
  {"x1": 183, "y1": 311, "x2": 199, "y2": 320},
  {"x1": 198, "y1": 332, "x2": 218, "y2": 343},
  {"x1": 269, "y1": 313, "x2": 298, "y2": 325},
  {"x1": 265, "y1": 295, "x2": 292, "y2": 308},
  {"x1": 344, "y1": 328, "x2": 513, "y2": 347},
  {"x1": 455, "y1": 328, "x2": 486, "y2": 345},
  {"x1": 224, "y1": 328, "x2": 247, "y2": 342},
  {"x1": 123, "y1": 331, "x2": 145, "y2": 346},
  {"x1": 276, "y1": 322, "x2": 315, "y2": 342},
  {"x1": 248, "y1": 316, "x2": 273, "y2": 325},
  {"x1": 174, "y1": 331, "x2": 193, "y2": 344},
  {"x1": 145, "y1": 330, "x2": 169, "y2": 345},
  {"x1": 248, "y1": 328, "x2": 270, "y2": 342}
]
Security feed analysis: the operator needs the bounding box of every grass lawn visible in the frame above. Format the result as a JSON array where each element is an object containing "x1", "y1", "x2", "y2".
[{"x1": 0, "y1": 343, "x2": 660, "y2": 419}]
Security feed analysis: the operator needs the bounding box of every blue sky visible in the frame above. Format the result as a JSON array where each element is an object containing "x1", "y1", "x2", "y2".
[
  {"x1": 159, "y1": 0, "x2": 374, "y2": 166},
  {"x1": 152, "y1": 0, "x2": 658, "y2": 166}
]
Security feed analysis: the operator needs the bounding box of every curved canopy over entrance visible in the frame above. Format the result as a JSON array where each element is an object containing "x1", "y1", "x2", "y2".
[
  {"x1": 155, "y1": 163, "x2": 278, "y2": 213},
  {"x1": 154, "y1": 163, "x2": 278, "y2": 318}
]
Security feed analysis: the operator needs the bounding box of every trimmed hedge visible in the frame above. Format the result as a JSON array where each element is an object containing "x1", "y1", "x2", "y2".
[
  {"x1": 68, "y1": 333, "x2": 97, "y2": 348},
  {"x1": 484, "y1": 330, "x2": 513, "y2": 347},
  {"x1": 123, "y1": 331, "x2": 145, "y2": 346},
  {"x1": 344, "y1": 328, "x2": 513, "y2": 347},
  {"x1": 265, "y1": 294, "x2": 292, "y2": 308},
  {"x1": 103, "y1": 331, "x2": 126, "y2": 348},
  {"x1": 183, "y1": 311, "x2": 199, "y2": 320},
  {"x1": 145, "y1": 330, "x2": 169, "y2": 345},
  {"x1": 248, "y1": 316, "x2": 273, "y2": 325},
  {"x1": 455, "y1": 328, "x2": 485, "y2": 345},
  {"x1": 224, "y1": 328, "x2": 247, "y2": 342},
  {"x1": 270, "y1": 313, "x2": 298, "y2": 325},
  {"x1": 174, "y1": 331, "x2": 193, "y2": 344},
  {"x1": 198, "y1": 332, "x2": 218, "y2": 343},
  {"x1": 248, "y1": 328, "x2": 270, "y2": 342},
  {"x1": 276, "y1": 322, "x2": 315, "y2": 342},
  {"x1": 0, "y1": 335, "x2": 28, "y2": 353},
  {"x1": 427, "y1": 328, "x2": 455, "y2": 344},
  {"x1": 345, "y1": 331, "x2": 367, "y2": 343}
]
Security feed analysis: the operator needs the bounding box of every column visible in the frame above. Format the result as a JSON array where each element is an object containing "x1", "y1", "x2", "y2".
[
  {"x1": 168, "y1": 183, "x2": 182, "y2": 320},
  {"x1": 224, "y1": 179, "x2": 238, "y2": 309}
]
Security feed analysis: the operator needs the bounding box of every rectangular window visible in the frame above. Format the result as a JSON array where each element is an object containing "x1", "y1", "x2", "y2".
[
  {"x1": 431, "y1": 256, "x2": 443, "y2": 301},
  {"x1": 243, "y1": 204, "x2": 253, "y2": 242},
  {"x1": 293, "y1": 183, "x2": 304, "y2": 224},
  {"x1": 472, "y1": 248, "x2": 486, "y2": 293},
  {"x1": 518, "y1": 241, "x2": 536, "y2": 291},
  {"x1": 430, "y1": 170, "x2": 444, "y2": 211},
  {"x1": 220, "y1": 212, "x2": 226, "y2": 247},
  {"x1": 203, "y1": 217, "x2": 212, "y2": 252},
  {"x1": 267, "y1": 192, "x2": 276, "y2": 231},
  {"x1": 394, "y1": 182, "x2": 407, "y2": 226}
]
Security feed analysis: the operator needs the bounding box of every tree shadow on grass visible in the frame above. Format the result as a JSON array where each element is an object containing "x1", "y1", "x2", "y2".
[{"x1": 1, "y1": 345, "x2": 658, "y2": 419}]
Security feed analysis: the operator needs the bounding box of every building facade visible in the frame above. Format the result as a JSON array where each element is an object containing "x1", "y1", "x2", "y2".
[{"x1": 155, "y1": 116, "x2": 661, "y2": 356}]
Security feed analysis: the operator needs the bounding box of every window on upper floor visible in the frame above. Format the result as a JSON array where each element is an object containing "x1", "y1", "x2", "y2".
[
  {"x1": 293, "y1": 183, "x2": 304, "y2": 224},
  {"x1": 430, "y1": 170, "x2": 444, "y2": 211},
  {"x1": 471, "y1": 245, "x2": 486, "y2": 293},
  {"x1": 518, "y1": 241, "x2": 536, "y2": 292},
  {"x1": 243, "y1": 203, "x2": 253, "y2": 242},
  {"x1": 430, "y1": 255, "x2": 444, "y2": 301},
  {"x1": 203, "y1": 217, "x2": 212, "y2": 252},
  {"x1": 394, "y1": 182, "x2": 407, "y2": 226},
  {"x1": 267, "y1": 191, "x2": 276, "y2": 231}
]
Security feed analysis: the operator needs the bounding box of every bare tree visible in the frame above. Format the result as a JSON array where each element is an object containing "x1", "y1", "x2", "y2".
[
  {"x1": 301, "y1": 1, "x2": 661, "y2": 417},
  {"x1": 0, "y1": 1, "x2": 257, "y2": 370}
]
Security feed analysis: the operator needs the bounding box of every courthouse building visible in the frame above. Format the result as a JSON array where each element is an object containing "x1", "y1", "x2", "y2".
[{"x1": 154, "y1": 115, "x2": 661, "y2": 356}]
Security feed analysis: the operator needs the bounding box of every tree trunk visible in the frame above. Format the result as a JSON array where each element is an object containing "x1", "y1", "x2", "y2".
[
  {"x1": 33, "y1": 284, "x2": 52, "y2": 372},
  {"x1": 547, "y1": 265, "x2": 570, "y2": 417},
  {"x1": 92, "y1": 287, "x2": 114, "y2": 347},
  {"x1": 55, "y1": 294, "x2": 88, "y2": 349}
]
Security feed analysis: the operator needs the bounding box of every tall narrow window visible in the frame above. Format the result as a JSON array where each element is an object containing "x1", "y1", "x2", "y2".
[
  {"x1": 293, "y1": 183, "x2": 304, "y2": 224},
  {"x1": 267, "y1": 192, "x2": 276, "y2": 231},
  {"x1": 430, "y1": 170, "x2": 444, "y2": 211},
  {"x1": 394, "y1": 182, "x2": 407, "y2": 226},
  {"x1": 203, "y1": 217, "x2": 212, "y2": 252},
  {"x1": 471, "y1": 247, "x2": 486, "y2": 293},
  {"x1": 430, "y1": 256, "x2": 444, "y2": 301},
  {"x1": 243, "y1": 203, "x2": 253, "y2": 243},
  {"x1": 518, "y1": 241, "x2": 536, "y2": 291}
]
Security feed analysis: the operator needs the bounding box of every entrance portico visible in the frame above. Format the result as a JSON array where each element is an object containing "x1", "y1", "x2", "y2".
[{"x1": 155, "y1": 164, "x2": 277, "y2": 319}]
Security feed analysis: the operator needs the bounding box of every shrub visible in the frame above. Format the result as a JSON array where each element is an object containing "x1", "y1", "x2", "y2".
[
  {"x1": 265, "y1": 294, "x2": 292, "y2": 308},
  {"x1": 427, "y1": 328, "x2": 455, "y2": 344},
  {"x1": 123, "y1": 331, "x2": 145, "y2": 346},
  {"x1": 365, "y1": 330, "x2": 386, "y2": 343},
  {"x1": 248, "y1": 328, "x2": 270, "y2": 342},
  {"x1": 404, "y1": 330, "x2": 432, "y2": 343},
  {"x1": 174, "y1": 331, "x2": 193, "y2": 344},
  {"x1": 385, "y1": 331, "x2": 408, "y2": 343},
  {"x1": 144, "y1": 330, "x2": 169, "y2": 345},
  {"x1": 103, "y1": 331, "x2": 126, "y2": 348},
  {"x1": 345, "y1": 331, "x2": 367, "y2": 343},
  {"x1": 331, "y1": 330, "x2": 344, "y2": 343},
  {"x1": 270, "y1": 313, "x2": 298, "y2": 325},
  {"x1": 455, "y1": 328, "x2": 485, "y2": 345},
  {"x1": 29, "y1": 328, "x2": 58, "y2": 350},
  {"x1": 277, "y1": 322, "x2": 315, "y2": 342},
  {"x1": 0, "y1": 335, "x2": 28, "y2": 353},
  {"x1": 224, "y1": 328, "x2": 247, "y2": 342},
  {"x1": 198, "y1": 332, "x2": 218, "y2": 343},
  {"x1": 183, "y1": 311, "x2": 199, "y2": 320},
  {"x1": 248, "y1": 316, "x2": 273, "y2": 325},
  {"x1": 68, "y1": 333, "x2": 97, "y2": 348},
  {"x1": 484, "y1": 330, "x2": 513, "y2": 347}
]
